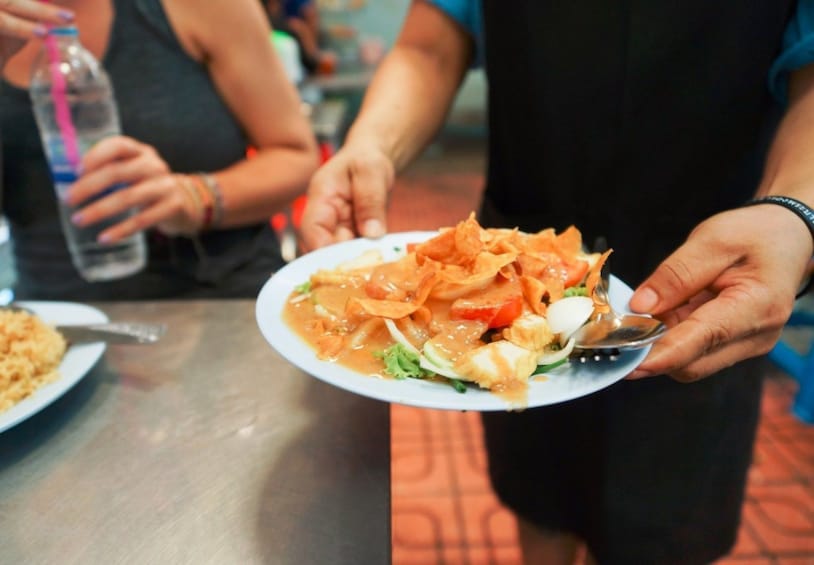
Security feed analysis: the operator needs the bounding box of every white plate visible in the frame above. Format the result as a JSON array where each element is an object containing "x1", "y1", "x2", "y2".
[
  {"x1": 256, "y1": 232, "x2": 649, "y2": 411},
  {"x1": 0, "y1": 301, "x2": 107, "y2": 432}
]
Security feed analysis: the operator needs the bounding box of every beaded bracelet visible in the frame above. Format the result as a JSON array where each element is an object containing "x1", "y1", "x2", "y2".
[{"x1": 742, "y1": 195, "x2": 814, "y2": 297}]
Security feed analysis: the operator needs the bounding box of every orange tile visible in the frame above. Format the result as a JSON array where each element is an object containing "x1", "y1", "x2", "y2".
[
  {"x1": 448, "y1": 446, "x2": 492, "y2": 493},
  {"x1": 393, "y1": 498, "x2": 462, "y2": 546},
  {"x1": 456, "y1": 493, "x2": 519, "y2": 548},
  {"x1": 440, "y1": 547, "x2": 468, "y2": 564},
  {"x1": 387, "y1": 173, "x2": 483, "y2": 233},
  {"x1": 749, "y1": 438, "x2": 806, "y2": 484},
  {"x1": 450, "y1": 545, "x2": 523, "y2": 565},
  {"x1": 742, "y1": 484, "x2": 814, "y2": 554},
  {"x1": 392, "y1": 546, "x2": 442, "y2": 565},
  {"x1": 762, "y1": 376, "x2": 798, "y2": 413},
  {"x1": 491, "y1": 545, "x2": 524, "y2": 565},
  {"x1": 391, "y1": 445, "x2": 455, "y2": 497},
  {"x1": 726, "y1": 518, "x2": 764, "y2": 557},
  {"x1": 763, "y1": 409, "x2": 814, "y2": 436},
  {"x1": 766, "y1": 439, "x2": 814, "y2": 481}
]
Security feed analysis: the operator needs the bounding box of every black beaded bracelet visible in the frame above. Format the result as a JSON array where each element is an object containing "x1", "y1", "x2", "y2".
[{"x1": 742, "y1": 195, "x2": 814, "y2": 297}]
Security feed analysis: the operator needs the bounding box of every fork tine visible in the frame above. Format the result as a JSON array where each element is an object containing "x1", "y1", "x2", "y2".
[{"x1": 572, "y1": 348, "x2": 620, "y2": 363}]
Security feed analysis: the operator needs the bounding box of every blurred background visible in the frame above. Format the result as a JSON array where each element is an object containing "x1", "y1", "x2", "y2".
[{"x1": 0, "y1": 0, "x2": 488, "y2": 297}]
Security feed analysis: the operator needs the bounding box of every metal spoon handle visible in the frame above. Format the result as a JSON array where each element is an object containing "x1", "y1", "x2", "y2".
[{"x1": 55, "y1": 322, "x2": 167, "y2": 345}]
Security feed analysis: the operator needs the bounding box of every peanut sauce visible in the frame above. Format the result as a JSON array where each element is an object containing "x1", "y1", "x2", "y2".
[{"x1": 283, "y1": 284, "x2": 532, "y2": 408}]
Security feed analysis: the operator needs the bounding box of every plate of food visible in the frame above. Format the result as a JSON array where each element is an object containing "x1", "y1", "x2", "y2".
[
  {"x1": 256, "y1": 215, "x2": 650, "y2": 411},
  {"x1": 0, "y1": 302, "x2": 107, "y2": 433}
]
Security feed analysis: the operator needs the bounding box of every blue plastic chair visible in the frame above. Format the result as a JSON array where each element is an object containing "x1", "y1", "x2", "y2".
[{"x1": 770, "y1": 310, "x2": 814, "y2": 424}]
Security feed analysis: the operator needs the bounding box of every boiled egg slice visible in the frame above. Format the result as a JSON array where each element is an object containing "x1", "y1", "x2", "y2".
[{"x1": 545, "y1": 296, "x2": 595, "y2": 346}]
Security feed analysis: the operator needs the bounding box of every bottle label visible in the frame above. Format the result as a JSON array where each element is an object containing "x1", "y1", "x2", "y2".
[{"x1": 50, "y1": 162, "x2": 78, "y2": 200}]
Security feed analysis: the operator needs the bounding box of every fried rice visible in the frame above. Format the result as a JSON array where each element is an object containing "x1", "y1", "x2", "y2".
[{"x1": 0, "y1": 309, "x2": 67, "y2": 412}]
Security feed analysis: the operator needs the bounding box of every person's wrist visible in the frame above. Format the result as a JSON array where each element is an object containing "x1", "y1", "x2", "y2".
[
  {"x1": 742, "y1": 195, "x2": 814, "y2": 296},
  {"x1": 175, "y1": 174, "x2": 205, "y2": 234},
  {"x1": 742, "y1": 195, "x2": 814, "y2": 248}
]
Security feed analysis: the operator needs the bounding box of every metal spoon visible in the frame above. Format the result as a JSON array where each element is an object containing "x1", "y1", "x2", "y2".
[
  {"x1": 571, "y1": 280, "x2": 666, "y2": 350},
  {"x1": 1, "y1": 304, "x2": 166, "y2": 345},
  {"x1": 571, "y1": 238, "x2": 667, "y2": 351}
]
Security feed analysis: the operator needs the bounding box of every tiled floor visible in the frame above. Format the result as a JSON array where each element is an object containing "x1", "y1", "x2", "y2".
[{"x1": 387, "y1": 134, "x2": 814, "y2": 565}]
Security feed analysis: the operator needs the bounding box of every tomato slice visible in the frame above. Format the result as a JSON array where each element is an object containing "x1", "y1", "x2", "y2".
[
  {"x1": 563, "y1": 259, "x2": 590, "y2": 288},
  {"x1": 450, "y1": 283, "x2": 524, "y2": 329},
  {"x1": 489, "y1": 295, "x2": 524, "y2": 328}
]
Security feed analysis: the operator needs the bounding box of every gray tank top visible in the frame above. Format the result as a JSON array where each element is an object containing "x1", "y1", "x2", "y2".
[{"x1": 1, "y1": 0, "x2": 283, "y2": 300}]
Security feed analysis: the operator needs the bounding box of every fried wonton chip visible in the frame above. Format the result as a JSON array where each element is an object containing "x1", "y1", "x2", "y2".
[
  {"x1": 520, "y1": 225, "x2": 583, "y2": 261},
  {"x1": 415, "y1": 213, "x2": 487, "y2": 266},
  {"x1": 348, "y1": 267, "x2": 440, "y2": 319},
  {"x1": 516, "y1": 253, "x2": 561, "y2": 280},
  {"x1": 483, "y1": 228, "x2": 523, "y2": 255},
  {"x1": 520, "y1": 275, "x2": 549, "y2": 316},
  {"x1": 415, "y1": 227, "x2": 457, "y2": 263},
  {"x1": 555, "y1": 225, "x2": 583, "y2": 258},
  {"x1": 454, "y1": 214, "x2": 485, "y2": 259}
]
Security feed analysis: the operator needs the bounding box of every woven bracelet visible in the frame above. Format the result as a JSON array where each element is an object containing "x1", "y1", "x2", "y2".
[
  {"x1": 197, "y1": 173, "x2": 225, "y2": 228},
  {"x1": 188, "y1": 175, "x2": 215, "y2": 231},
  {"x1": 742, "y1": 195, "x2": 814, "y2": 297}
]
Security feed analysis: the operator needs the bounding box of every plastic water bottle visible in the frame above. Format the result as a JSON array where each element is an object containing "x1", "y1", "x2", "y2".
[{"x1": 29, "y1": 26, "x2": 146, "y2": 282}]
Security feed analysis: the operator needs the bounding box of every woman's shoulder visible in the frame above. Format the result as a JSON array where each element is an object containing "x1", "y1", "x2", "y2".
[{"x1": 159, "y1": 0, "x2": 272, "y2": 64}]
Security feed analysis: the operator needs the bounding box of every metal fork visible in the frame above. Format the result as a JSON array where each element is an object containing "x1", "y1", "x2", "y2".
[{"x1": 571, "y1": 348, "x2": 621, "y2": 363}]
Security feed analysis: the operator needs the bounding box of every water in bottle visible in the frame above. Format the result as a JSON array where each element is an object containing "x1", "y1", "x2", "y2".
[{"x1": 29, "y1": 26, "x2": 146, "y2": 282}]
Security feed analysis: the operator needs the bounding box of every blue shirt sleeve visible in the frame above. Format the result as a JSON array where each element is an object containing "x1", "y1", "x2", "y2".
[
  {"x1": 425, "y1": 0, "x2": 483, "y2": 65},
  {"x1": 769, "y1": 0, "x2": 814, "y2": 104},
  {"x1": 426, "y1": 0, "x2": 480, "y2": 38}
]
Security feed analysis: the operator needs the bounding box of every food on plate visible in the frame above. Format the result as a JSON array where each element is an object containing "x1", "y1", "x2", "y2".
[
  {"x1": 283, "y1": 214, "x2": 611, "y2": 398},
  {"x1": 0, "y1": 308, "x2": 67, "y2": 412}
]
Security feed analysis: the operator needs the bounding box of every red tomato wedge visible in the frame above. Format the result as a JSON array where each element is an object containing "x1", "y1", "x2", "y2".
[
  {"x1": 563, "y1": 259, "x2": 590, "y2": 288},
  {"x1": 450, "y1": 281, "x2": 524, "y2": 329}
]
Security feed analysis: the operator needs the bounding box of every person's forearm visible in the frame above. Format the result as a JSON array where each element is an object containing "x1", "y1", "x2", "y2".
[
  {"x1": 205, "y1": 143, "x2": 318, "y2": 228},
  {"x1": 346, "y1": 45, "x2": 467, "y2": 171},
  {"x1": 343, "y1": 3, "x2": 472, "y2": 171},
  {"x1": 758, "y1": 64, "x2": 814, "y2": 207}
]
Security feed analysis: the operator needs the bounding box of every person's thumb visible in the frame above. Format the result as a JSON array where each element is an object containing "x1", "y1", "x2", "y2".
[
  {"x1": 350, "y1": 154, "x2": 394, "y2": 238},
  {"x1": 629, "y1": 235, "x2": 730, "y2": 315}
]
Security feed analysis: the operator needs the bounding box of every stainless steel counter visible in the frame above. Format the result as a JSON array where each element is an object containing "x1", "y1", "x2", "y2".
[{"x1": 0, "y1": 300, "x2": 391, "y2": 564}]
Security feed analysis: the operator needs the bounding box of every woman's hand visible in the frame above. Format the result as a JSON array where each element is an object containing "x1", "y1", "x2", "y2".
[
  {"x1": 299, "y1": 141, "x2": 395, "y2": 252},
  {"x1": 628, "y1": 204, "x2": 813, "y2": 382},
  {"x1": 0, "y1": 1, "x2": 74, "y2": 61},
  {"x1": 67, "y1": 136, "x2": 203, "y2": 242}
]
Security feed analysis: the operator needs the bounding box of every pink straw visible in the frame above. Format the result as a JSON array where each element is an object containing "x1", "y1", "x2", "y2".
[{"x1": 43, "y1": 24, "x2": 81, "y2": 171}]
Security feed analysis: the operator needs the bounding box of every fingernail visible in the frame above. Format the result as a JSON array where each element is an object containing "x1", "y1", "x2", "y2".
[
  {"x1": 59, "y1": 10, "x2": 75, "y2": 21},
  {"x1": 71, "y1": 212, "x2": 83, "y2": 225},
  {"x1": 98, "y1": 232, "x2": 112, "y2": 243},
  {"x1": 33, "y1": 25, "x2": 47, "y2": 38},
  {"x1": 362, "y1": 219, "x2": 385, "y2": 238},
  {"x1": 631, "y1": 287, "x2": 659, "y2": 312}
]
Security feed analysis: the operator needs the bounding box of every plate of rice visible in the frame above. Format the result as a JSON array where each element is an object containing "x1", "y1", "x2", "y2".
[{"x1": 0, "y1": 301, "x2": 107, "y2": 433}]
